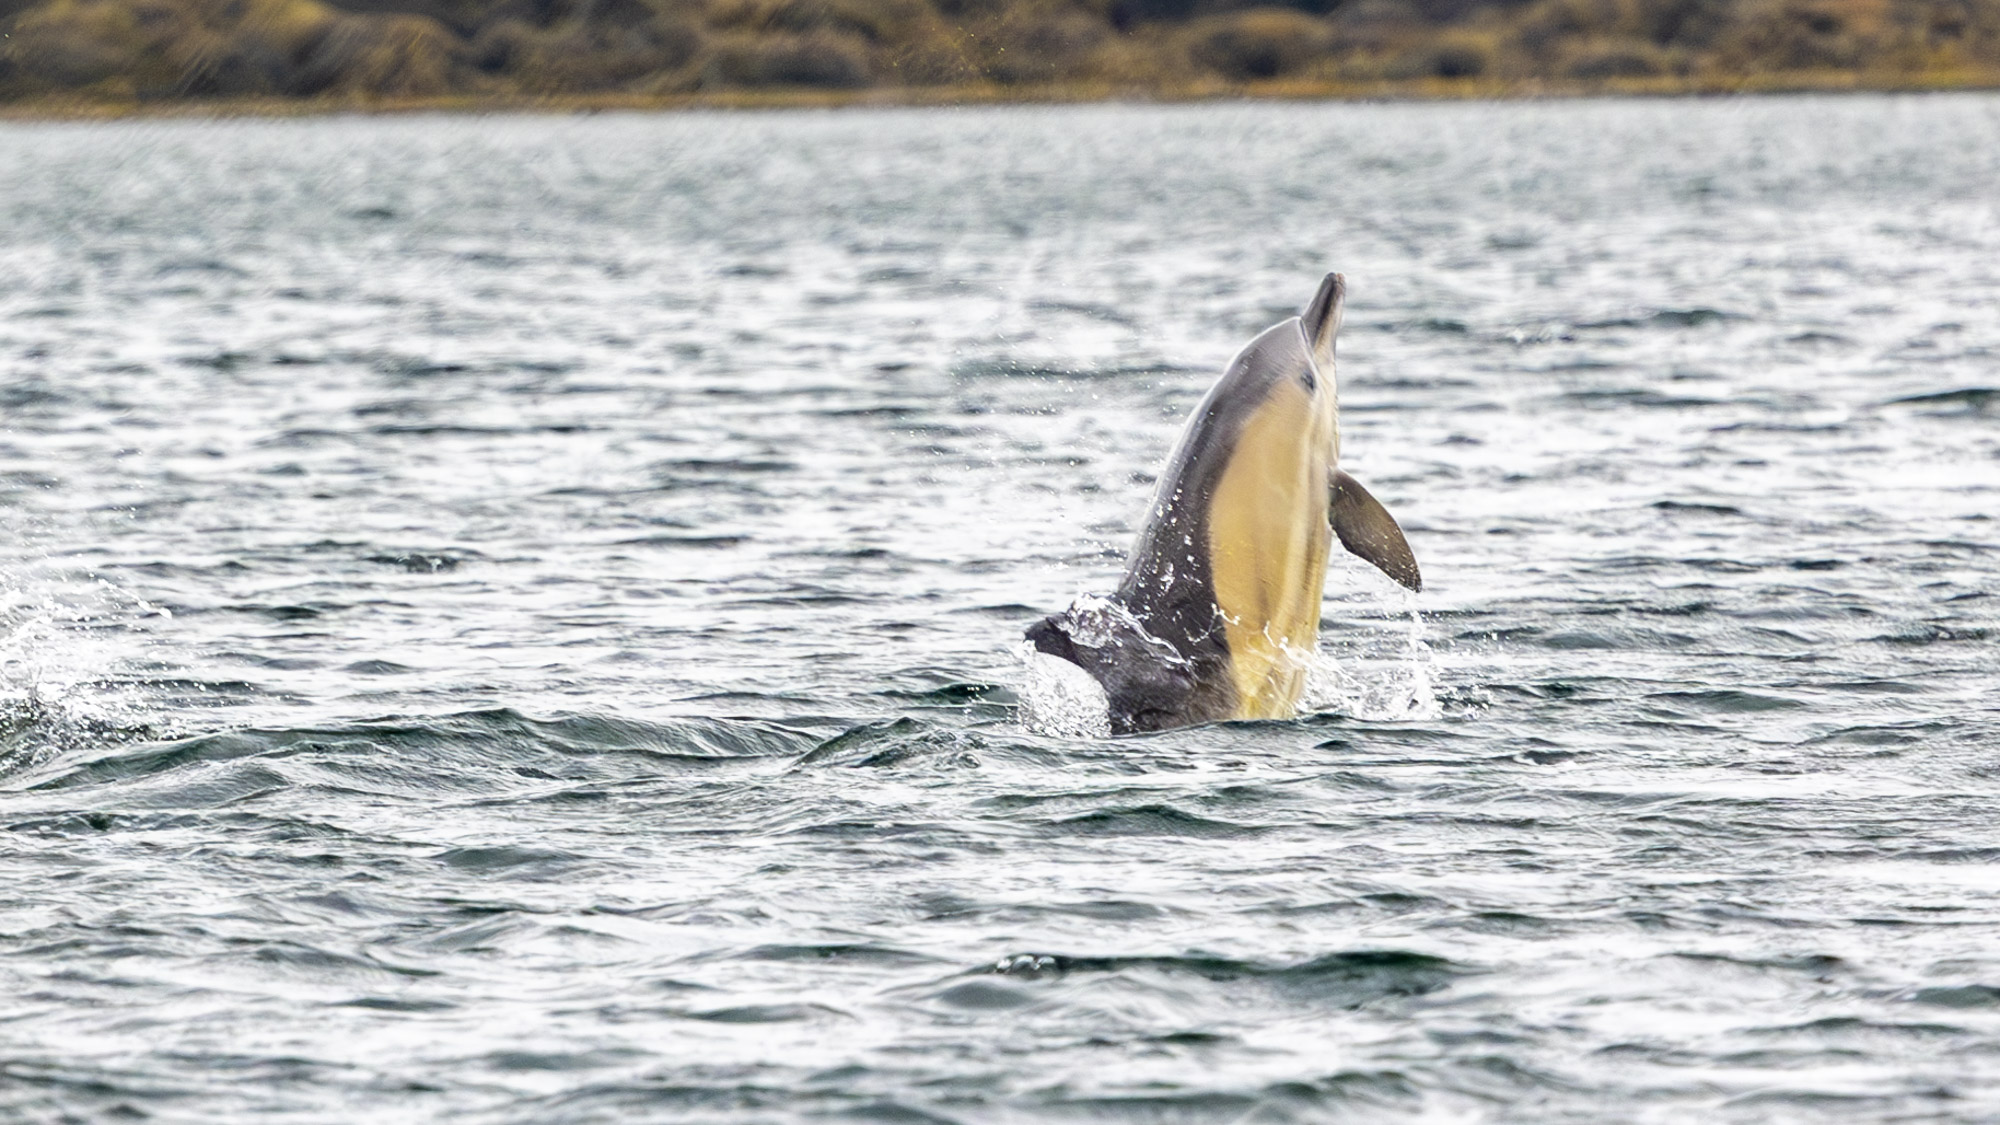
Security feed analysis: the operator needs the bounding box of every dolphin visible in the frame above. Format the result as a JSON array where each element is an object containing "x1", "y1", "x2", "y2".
[{"x1": 1026, "y1": 272, "x2": 1420, "y2": 734}]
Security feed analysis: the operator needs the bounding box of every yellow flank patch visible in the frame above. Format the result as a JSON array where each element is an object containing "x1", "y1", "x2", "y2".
[{"x1": 1205, "y1": 379, "x2": 1335, "y2": 720}]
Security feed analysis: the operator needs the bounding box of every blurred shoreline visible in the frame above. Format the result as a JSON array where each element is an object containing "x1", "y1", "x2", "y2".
[
  {"x1": 6, "y1": 0, "x2": 1998, "y2": 119},
  {"x1": 5, "y1": 71, "x2": 1999, "y2": 120}
]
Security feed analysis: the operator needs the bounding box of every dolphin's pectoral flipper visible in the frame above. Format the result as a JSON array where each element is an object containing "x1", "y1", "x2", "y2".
[{"x1": 1329, "y1": 470, "x2": 1421, "y2": 592}]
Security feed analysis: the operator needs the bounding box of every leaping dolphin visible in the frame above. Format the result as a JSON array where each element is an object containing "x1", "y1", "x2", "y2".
[{"x1": 1027, "y1": 272, "x2": 1420, "y2": 734}]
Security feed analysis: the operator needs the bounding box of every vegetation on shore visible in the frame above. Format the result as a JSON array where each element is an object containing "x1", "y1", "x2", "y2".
[{"x1": 1, "y1": 0, "x2": 1997, "y2": 110}]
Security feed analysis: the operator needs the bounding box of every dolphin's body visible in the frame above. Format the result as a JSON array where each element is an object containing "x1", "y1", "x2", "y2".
[{"x1": 1026, "y1": 273, "x2": 1420, "y2": 734}]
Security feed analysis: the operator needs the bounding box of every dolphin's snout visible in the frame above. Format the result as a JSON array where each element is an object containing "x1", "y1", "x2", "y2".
[{"x1": 1302, "y1": 272, "x2": 1344, "y2": 368}]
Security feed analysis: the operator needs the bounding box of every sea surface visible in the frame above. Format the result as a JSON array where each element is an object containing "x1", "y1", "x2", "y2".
[{"x1": 2, "y1": 94, "x2": 1999, "y2": 1122}]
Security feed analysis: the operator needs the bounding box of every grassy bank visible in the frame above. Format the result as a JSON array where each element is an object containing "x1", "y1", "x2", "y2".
[
  {"x1": 6, "y1": 73, "x2": 2000, "y2": 120},
  {"x1": 2, "y1": 0, "x2": 1998, "y2": 114},
  {"x1": 6, "y1": 69, "x2": 2000, "y2": 119}
]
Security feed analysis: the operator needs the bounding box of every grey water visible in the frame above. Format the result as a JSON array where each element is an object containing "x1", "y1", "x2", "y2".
[{"x1": 1, "y1": 94, "x2": 1998, "y2": 1122}]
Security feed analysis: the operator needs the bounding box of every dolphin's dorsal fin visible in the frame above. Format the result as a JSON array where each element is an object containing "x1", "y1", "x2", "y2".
[
  {"x1": 1302, "y1": 272, "x2": 1344, "y2": 369},
  {"x1": 1329, "y1": 470, "x2": 1421, "y2": 591}
]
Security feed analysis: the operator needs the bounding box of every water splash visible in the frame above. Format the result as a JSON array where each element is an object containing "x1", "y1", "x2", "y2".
[
  {"x1": 1396, "y1": 601, "x2": 1441, "y2": 719},
  {"x1": 1014, "y1": 594, "x2": 1443, "y2": 735},
  {"x1": 1013, "y1": 640, "x2": 1112, "y2": 739},
  {"x1": 0, "y1": 566, "x2": 167, "y2": 776},
  {"x1": 1305, "y1": 598, "x2": 1442, "y2": 722},
  {"x1": 1048, "y1": 593, "x2": 1187, "y2": 668}
]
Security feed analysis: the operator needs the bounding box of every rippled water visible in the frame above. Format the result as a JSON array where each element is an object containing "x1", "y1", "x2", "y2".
[{"x1": 3, "y1": 94, "x2": 2000, "y2": 1121}]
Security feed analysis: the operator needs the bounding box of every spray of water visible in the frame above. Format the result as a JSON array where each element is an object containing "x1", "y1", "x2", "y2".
[
  {"x1": 0, "y1": 565, "x2": 169, "y2": 776},
  {"x1": 1304, "y1": 596, "x2": 1443, "y2": 722},
  {"x1": 1014, "y1": 639, "x2": 1113, "y2": 739},
  {"x1": 1013, "y1": 592, "x2": 1444, "y2": 737}
]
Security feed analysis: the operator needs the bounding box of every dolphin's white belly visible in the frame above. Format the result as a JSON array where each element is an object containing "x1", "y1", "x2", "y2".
[{"x1": 1205, "y1": 378, "x2": 1336, "y2": 719}]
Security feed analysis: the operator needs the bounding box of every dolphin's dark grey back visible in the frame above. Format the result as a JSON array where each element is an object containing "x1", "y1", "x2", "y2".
[
  {"x1": 1023, "y1": 600, "x2": 1204, "y2": 733},
  {"x1": 1119, "y1": 319, "x2": 1307, "y2": 625}
]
